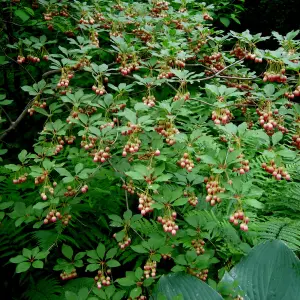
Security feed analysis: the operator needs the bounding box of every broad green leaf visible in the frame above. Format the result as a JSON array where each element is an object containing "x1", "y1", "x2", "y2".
[
  {"x1": 125, "y1": 171, "x2": 144, "y2": 180},
  {"x1": 151, "y1": 273, "x2": 223, "y2": 300},
  {"x1": 96, "y1": 243, "x2": 105, "y2": 259},
  {"x1": 264, "y1": 84, "x2": 275, "y2": 96},
  {"x1": 220, "y1": 17, "x2": 230, "y2": 27},
  {"x1": 131, "y1": 245, "x2": 148, "y2": 254},
  {"x1": 0, "y1": 201, "x2": 13, "y2": 210},
  {"x1": 106, "y1": 259, "x2": 121, "y2": 268},
  {"x1": 155, "y1": 174, "x2": 173, "y2": 182},
  {"x1": 112, "y1": 291, "x2": 126, "y2": 300},
  {"x1": 4, "y1": 164, "x2": 21, "y2": 171},
  {"x1": 65, "y1": 291, "x2": 78, "y2": 300},
  {"x1": 62, "y1": 244, "x2": 73, "y2": 260},
  {"x1": 10, "y1": 255, "x2": 27, "y2": 264},
  {"x1": 117, "y1": 277, "x2": 136, "y2": 287},
  {"x1": 75, "y1": 163, "x2": 84, "y2": 174},
  {"x1": 173, "y1": 198, "x2": 188, "y2": 206},
  {"x1": 16, "y1": 262, "x2": 31, "y2": 273},
  {"x1": 130, "y1": 287, "x2": 142, "y2": 298},
  {"x1": 106, "y1": 248, "x2": 117, "y2": 259},
  {"x1": 14, "y1": 10, "x2": 30, "y2": 22},
  {"x1": 123, "y1": 210, "x2": 132, "y2": 221},
  {"x1": 200, "y1": 155, "x2": 217, "y2": 165},
  {"x1": 86, "y1": 264, "x2": 100, "y2": 272},
  {"x1": 78, "y1": 288, "x2": 89, "y2": 300},
  {"x1": 272, "y1": 131, "x2": 283, "y2": 146},
  {"x1": 277, "y1": 148, "x2": 296, "y2": 158},
  {"x1": 244, "y1": 199, "x2": 264, "y2": 209},
  {"x1": 18, "y1": 150, "x2": 28, "y2": 163},
  {"x1": 35, "y1": 251, "x2": 49, "y2": 260},
  {"x1": 220, "y1": 240, "x2": 300, "y2": 299},
  {"x1": 74, "y1": 252, "x2": 86, "y2": 260},
  {"x1": 32, "y1": 260, "x2": 44, "y2": 269},
  {"x1": 22, "y1": 248, "x2": 32, "y2": 258},
  {"x1": 55, "y1": 167, "x2": 73, "y2": 178},
  {"x1": 33, "y1": 202, "x2": 50, "y2": 210}
]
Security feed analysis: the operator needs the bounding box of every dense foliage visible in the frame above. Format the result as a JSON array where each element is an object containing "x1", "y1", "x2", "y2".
[{"x1": 0, "y1": 0, "x2": 300, "y2": 299}]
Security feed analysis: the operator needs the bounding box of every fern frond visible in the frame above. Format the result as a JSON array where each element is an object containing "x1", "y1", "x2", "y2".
[
  {"x1": 24, "y1": 276, "x2": 62, "y2": 300},
  {"x1": 132, "y1": 218, "x2": 160, "y2": 236},
  {"x1": 253, "y1": 218, "x2": 300, "y2": 251}
]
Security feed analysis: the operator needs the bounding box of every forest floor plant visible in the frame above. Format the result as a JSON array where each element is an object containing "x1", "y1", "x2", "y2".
[{"x1": 0, "y1": 0, "x2": 300, "y2": 299}]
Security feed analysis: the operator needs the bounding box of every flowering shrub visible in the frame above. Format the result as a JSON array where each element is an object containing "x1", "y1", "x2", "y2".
[{"x1": 0, "y1": 0, "x2": 300, "y2": 299}]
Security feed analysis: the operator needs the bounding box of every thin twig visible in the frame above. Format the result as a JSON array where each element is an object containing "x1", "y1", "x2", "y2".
[
  {"x1": 125, "y1": 189, "x2": 129, "y2": 210},
  {"x1": 185, "y1": 63, "x2": 211, "y2": 71},
  {"x1": 1, "y1": 107, "x2": 13, "y2": 124},
  {"x1": 132, "y1": 228, "x2": 145, "y2": 241},
  {"x1": 107, "y1": 160, "x2": 129, "y2": 209},
  {"x1": 1, "y1": 47, "x2": 36, "y2": 83},
  {"x1": 165, "y1": 81, "x2": 177, "y2": 92},
  {"x1": 42, "y1": 69, "x2": 61, "y2": 78},
  {"x1": 189, "y1": 97, "x2": 217, "y2": 107},
  {"x1": 197, "y1": 58, "x2": 245, "y2": 82},
  {"x1": 216, "y1": 74, "x2": 259, "y2": 80},
  {"x1": 0, "y1": 97, "x2": 36, "y2": 140}
]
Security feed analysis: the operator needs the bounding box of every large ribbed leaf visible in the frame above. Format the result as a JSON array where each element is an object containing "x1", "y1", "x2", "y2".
[
  {"x1": 221, "y1": 240, "x2": 300, "y2": 300},
  {"x1": 151, "y1": 272, "x2": 223, "y2": 300}
]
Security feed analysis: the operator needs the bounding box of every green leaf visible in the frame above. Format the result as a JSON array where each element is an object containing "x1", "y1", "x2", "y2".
[
  {"x1": 244, "y1": 199, "x2": 264, "y2": 209},
  {"x1": 63, "y1": 176, "x2": 74, "y2": 183},
  {"x1": 200, "y1": 155, "x2": 217, "y2": 165},
  {"x1": 131, "y1": 245, "x2": 148, "y2": 254},
  {"x1": 125, "y1": 171, "x2": 144, "y2": 180},
  {"x1": 121, "y1": 108, "x2": 137, "y2": 124},
  {"x1": 276, "y1": 149, "x2": 296, "y2": 158},
  {"x1": 33, "y1": 202, "x2": 50, "y2": 210},
  {"x1": 155, "y1": 174, "x2": 173, "y2": 182},
  {"x1": 0, "y1": 56, "x2": 8, "y2": 65},
  {"x1": 264, "y1": 84, "x2": 275, "y2": 96},
  {"x1": 35, "y1": 251, "x2": 49, "y2": 260},
  {"x1": 86, "y1": 264, "x2": 100, "y2": 272},
  {"x1": 112, "y1": 291, "x2": 126, "y2": 300},
  {"x1": 31, "y1": 247, "x2": 40, "y2": 257},
  {"x1": 22, "y1": 248, "x2": 32, "y2": 258},
  {"x1": 151, "y1": 273, "x2": 223, "y2": 300},
  {"x1": 117, "y1": 277, "x2": 136, "y2": 287},
  {"x1": 18, "y1": 150, "x2": 28, "y2": 163},
  {"x1": 130, "y1": 287, "x2": 142, "y2": 298},
  {"x1": 106, "y1": 248, "x2": 117, "y2": 259},
  {"x1": 74, "y1": 252, "x2": 86, "y2": 260},
  {"x1": 14, "y1": 10, "x2": 30, "y2": 22},
  {"x1": 4, "y1": 164, "x2": 21, "y2": 171},
  {"x1": 135, "y1": 267, "x2": 143, "y2": 279},
  {"x1": 173, "y1": 197, "x2": 188, "y2": 206},
  {"x1": 272, "y1": 131, "x2": 283, "y2": 146},
  {"x1": 75, "y1": 163, "x2": 84, "y2": 174},
  {"x1": 32, "y1": 260, "x2": 44, "y2": 269},
  {"x1": 16, "y1": 262, "x2": 31, "y2": 273},
  {"x1": 62, "y1": 244, "x2": 73, "y2": 260},
  {"x1": 108, "y1": 214, "x2": 123, "y2": 224},
  {"x1": 96, "y1": 243, "x2": 105, "y2": 259},
  {"x1": 65, "y1": 291, "x2": 78, "y2": 300},
  {"x1": 10, "y1": 255, "x2": 27, "y2": 264},
  {"x1": 220, "y1": 240, "x2": 300, "y2": 299},
  {"x1": 0, "y1": 201, "x2": 14, "y2": 210},
  {"x1": 78, "y1": 288, "x2": 89, "y2": 300},
  {"x1": 55, "y1": 167, "x2": 72, "y2": 177},
  {"x1": 123, "y1": 210, "x2": 132, "y2": 221},
  {"x1": 87, "y1": 250, "x2": 99, "y2": 259},
  {"x1": 220, "y1": 17, "x2": 230, "y2": 27},
  {"x1": 106, "y1": 259, "x2": 121, "y2": 268}
]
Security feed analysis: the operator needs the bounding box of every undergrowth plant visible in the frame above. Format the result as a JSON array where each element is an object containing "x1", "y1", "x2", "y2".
[{"x1": 0, "y1": 0, "x2": 300, "y2": 299}]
